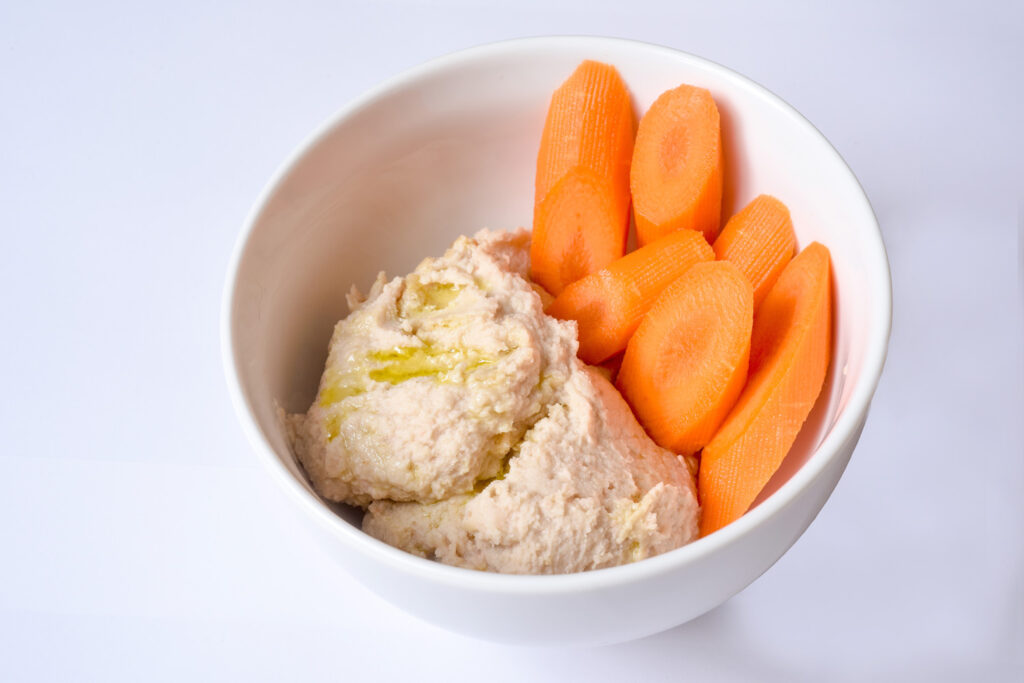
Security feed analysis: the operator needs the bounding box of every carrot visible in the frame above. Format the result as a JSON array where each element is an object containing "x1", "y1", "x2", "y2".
[
  {"x1": 713, "y1": 195, "x2": 796, "y2": 309},
  {"x1": 616, "y1": 261, "x2": 753, "y2": 456},
  {"x1": 698, "y1": 243, "x2": 832, "y2": 537},
  {"x1": 547, "y1": 229, "x2": 713, "y2": 364},
  {"x1": 530, "y1": 60, "x2": 634, "y2": 295},
  {"x1": 531, "y1": 170, "x2": 626, "y2": 296},
  {"x1": 630, "y1": 83, "x2": 723, "y2": 246}
]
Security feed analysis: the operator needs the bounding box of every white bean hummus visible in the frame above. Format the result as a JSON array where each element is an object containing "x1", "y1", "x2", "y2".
[{"x1": 286, "y1": 229, "x2": 699, "y2": 573}]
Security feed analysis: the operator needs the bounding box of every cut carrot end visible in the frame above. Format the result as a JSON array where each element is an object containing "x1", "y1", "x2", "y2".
[
  {"x1": 617, "y1": 260, "x2": 754, "y2": 456},
  {"x1": 631, "y1": 84, "x2": 723, "y2": 246},
  {"x1": 530, "y1": 169, "x2": 626, "y2": 295}
]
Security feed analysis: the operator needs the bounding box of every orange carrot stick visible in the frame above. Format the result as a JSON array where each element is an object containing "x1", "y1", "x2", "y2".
[
  {"x1": 630, "y1": 84, "x2": 723, "y2": 246},
  {"x1": 616, "y1": 261, "x2": 753, "y2": 456},
  {"x1": 530, "y1": 60, "x2": 634, "y2": 295},
  {"x1": 698, "y1": 243, "x2": 832, "y2": 537},
  {"x1": 547, "y1": 229, "x2": 713, "y2": 364},
  {"x1": 713, "y1": 195, "x2": 796, "y2": 309}
]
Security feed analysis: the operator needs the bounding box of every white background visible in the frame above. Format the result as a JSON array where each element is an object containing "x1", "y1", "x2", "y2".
[{"x1": 2, "y1": 1, "x2": 1021, "y2": 680}]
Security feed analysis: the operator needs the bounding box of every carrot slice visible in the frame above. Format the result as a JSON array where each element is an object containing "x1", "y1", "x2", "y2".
[
  {"x1": 698, "y1": 243, "x2": 833, "y2": 537},
  {"x1": 630, "y1": 84, "x2": 723, "y2": 246},
  {"x1": 713, "y1": 195, "x2": 796, "y2": 308},
  {"x1": 530, "y1": 60, "x2": 634, "y2": 295},
  {"x1": 533, "y1": 60, "x2": 635, "y2": 216},
  {"x1": 547, "y1": 229, "x2": 713, "y2": 364},
  {"x1": 616, "y1": 261, "x2": 753, "y2": 456},
  {"x1": 531, "y1": 169, "x2": 627, "y2": 296}
]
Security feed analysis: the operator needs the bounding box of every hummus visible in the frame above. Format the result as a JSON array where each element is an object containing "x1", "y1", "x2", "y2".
[{"x1": 287, "y1": 228, "x2": 700, "y2": 573}]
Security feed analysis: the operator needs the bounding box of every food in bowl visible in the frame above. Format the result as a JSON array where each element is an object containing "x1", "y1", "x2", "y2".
[
  {"x1": 286, "y1": 228, "x2": 700, "y2": 573},
  {"x1": 284, "y1": 57, "x2": 833, "y2": 574}
]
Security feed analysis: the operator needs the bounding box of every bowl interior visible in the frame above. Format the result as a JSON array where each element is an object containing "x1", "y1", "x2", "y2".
[{"x1": 228, "y1": 38, "x2": 886, "y2": 532}]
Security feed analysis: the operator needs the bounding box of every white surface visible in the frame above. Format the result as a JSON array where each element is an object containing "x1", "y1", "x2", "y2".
[
  {"x1": 224, "y1": 36, "x2": 890, "y2": 646},
  {"x1": 1, "y1": 0, "x2": 1020, "y2": 679}
]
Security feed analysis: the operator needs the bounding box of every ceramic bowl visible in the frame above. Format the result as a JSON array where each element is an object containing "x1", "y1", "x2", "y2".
[{"x1": 222, "y1": 36, "x2": 891, "y2": 646}]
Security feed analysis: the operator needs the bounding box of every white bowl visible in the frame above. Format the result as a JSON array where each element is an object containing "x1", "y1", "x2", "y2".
[{"x1": 222, "y1": 36, "x2": 891, "y2": 646}]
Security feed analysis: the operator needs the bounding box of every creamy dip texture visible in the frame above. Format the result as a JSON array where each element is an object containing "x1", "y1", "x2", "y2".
[{"x1": 286, "y1": 228, "x2": 699, "y2": 574}]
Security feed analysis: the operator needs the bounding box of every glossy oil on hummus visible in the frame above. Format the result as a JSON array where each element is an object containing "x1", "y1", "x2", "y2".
[{"x1": 286, "y1": 228, "x2": 699, "y2": 574}]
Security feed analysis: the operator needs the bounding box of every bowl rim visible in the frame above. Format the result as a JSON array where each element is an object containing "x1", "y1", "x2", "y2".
[{"x1": 221, "y1": 35, "x2": 892, "y2": 594}]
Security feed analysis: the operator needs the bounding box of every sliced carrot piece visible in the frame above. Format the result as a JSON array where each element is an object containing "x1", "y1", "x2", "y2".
[
  {"x1": 531, "y1": 169, "x2": 628, "y2": 295},
  {"x1": 630, "y1": 84, "x2": 722, "y2": 246},
  {"x1": 547, "y1": 229, "x2": 713, "y2": 364},
  {"x1": 616, "y1": 261, "x2": 753, "y2": 456},
  {"x1": 533, "y1": 60, "x2": 635, "y2": 215},
  {"x1": 530, "y1": 60, "x2": 634, "y2": 295},
  {"x1": 714, "y1": 195, "x2": 796, "y2": 309},
  {"x1": 698, "y1": 243, "x2": 833, "y2": 537}
]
